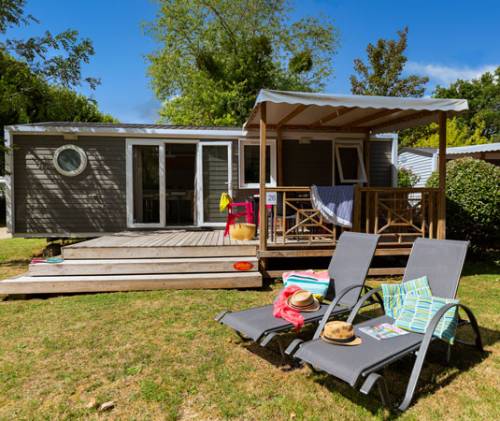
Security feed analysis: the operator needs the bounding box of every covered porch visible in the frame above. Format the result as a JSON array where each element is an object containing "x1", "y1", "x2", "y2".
[{"x1": 245, "y1": 90, "x2": 467, "y2": 263}]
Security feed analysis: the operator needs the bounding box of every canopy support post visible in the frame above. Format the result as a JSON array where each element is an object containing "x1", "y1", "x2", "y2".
[
  {"x1": 259, "y1": 102, "x2": 268, "y2": 252},
  {"x1": 437, "y1": 111, "x2": 447, "y2": 239}
]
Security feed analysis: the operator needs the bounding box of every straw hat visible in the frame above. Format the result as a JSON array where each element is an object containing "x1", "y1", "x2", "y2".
[
  {"x1": 286, "y1": 290, "x2": 320, "y2": 312},
  {"x1": 320, "y1": 321, "x2": 362, "y2": 346}
]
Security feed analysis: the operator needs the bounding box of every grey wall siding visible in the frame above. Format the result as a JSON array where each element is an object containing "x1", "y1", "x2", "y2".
[
  {"x1": 398, "y1": 151, "x2": 434, "y2": 187},
  {"x1": 13, "y1": 135, "x2": 127, "y2": 234},
  {"x1": 369, "y1": 140, "x2": 394, "y2": 187}
]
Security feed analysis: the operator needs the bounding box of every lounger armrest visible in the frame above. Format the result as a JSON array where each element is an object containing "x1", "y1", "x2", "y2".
[
  {"x1": 398, "y1": 303, "x2": 482, "y2": 412},
  {"x1": 346, "y1": 287, "x2": 383, "y2": 324},
  {"x1": 313, "y1": 284, "x2": 366, "y2": 340}
]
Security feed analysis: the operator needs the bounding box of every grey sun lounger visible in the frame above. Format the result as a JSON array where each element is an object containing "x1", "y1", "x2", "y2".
[
  {"x1": 215, "y1": 232, "x2": 380, "y2": 358},
  {"x1": 286, "y1": 238, "x2": 483, "y2": 411}
]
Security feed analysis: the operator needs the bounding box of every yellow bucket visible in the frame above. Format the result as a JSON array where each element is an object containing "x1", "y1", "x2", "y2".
[{"x1": 229, "y1": 223, "x2": 256, "y2": 241}]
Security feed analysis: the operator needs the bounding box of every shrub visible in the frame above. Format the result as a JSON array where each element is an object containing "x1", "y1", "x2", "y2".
[
  {"x1": 398, "y1": 167, "x2": 420, "y2": 187},
  {"x1": 426, "y1": 158, "x2": 500, "y2": 248}
]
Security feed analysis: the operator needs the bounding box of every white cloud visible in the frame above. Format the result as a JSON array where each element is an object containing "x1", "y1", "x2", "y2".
[{"x1": 406, "y1": 62, "x2": 498, "y2": 85}]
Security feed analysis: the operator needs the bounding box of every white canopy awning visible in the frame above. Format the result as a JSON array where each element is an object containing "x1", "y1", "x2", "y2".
[{"x1": 244, "y1": 90, "x2": 468, "y2": 133}]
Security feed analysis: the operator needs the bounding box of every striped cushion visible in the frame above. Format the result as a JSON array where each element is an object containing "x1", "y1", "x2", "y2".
[
  {"x1": 381, "y1": 276, "x2": 432, "y2": 319},
  {"x1": 283, "y1": 272, "x2": 330, "y2": 297},
  {"x1": 395, "y1": 295, "x2": 459, "y2": 344}
]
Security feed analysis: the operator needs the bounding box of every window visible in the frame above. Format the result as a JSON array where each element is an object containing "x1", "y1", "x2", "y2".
[
  {"x1": 239, "y1": 139, "x2": 276, "y2": 188},
  {"x1": 53, "y1": 144, "x2": 88, "y2": 177},
  {"x1": 334, "y1": 142, "x2": 367, "y2": 184}
]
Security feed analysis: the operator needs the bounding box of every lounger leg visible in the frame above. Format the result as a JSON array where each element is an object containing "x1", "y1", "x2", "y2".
[
  {"x1": 260, "y1": 332, "x2": 287, "y2": 366},
  {"x1": 236, "y1": 331, "x2": 251, "y2": 342},
  {"x1": 398, "y1": 303, "x2": 483, "y2": 412},
  {"x1": 360, "y1": 373, "x2": 391, "y2": 407}
]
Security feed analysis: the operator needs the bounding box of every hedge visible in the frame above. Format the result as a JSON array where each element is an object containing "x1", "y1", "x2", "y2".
[{"x1": 427, "y1": 157, "x2": 500, "y2": 249}]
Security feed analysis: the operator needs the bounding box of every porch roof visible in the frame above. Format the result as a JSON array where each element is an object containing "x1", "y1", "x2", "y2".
[{"x1": 244, "y1": 90, "x2": 468, "y2": 133}]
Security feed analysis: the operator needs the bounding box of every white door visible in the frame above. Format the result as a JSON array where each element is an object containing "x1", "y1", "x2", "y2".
[{"x1": 197, "y1": 142, "x2": 232, "y2": 226}]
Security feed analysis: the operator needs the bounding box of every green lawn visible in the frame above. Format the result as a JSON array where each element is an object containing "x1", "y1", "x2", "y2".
[{"x1": 0, "y1": 238, "x2": 498, "y2": 420}]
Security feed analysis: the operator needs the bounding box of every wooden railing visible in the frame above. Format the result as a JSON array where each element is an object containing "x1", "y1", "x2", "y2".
[
  {"x1": 265, "y1": 187, "x2": 346, "y2": 247},
  {"x1": 262, "y1": 186, "x2": 441, "y2": 248},
  {"x1": 353, "y1": 187, "x2": 441, "y2": 245}
]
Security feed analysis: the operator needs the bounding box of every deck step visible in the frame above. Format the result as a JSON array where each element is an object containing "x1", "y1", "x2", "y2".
[
  {"x1": 0, "y1": 272, "x2": 262, "y2": 294},
  {"x1": 29, "y1": 257, "x2": 258, "y2": 277},
  {"x1": 62, "y1": 245, "x2": 257, "y2": 259}
]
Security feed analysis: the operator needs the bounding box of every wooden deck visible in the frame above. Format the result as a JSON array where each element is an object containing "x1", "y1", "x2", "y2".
[
  {"x1": 0, "y1": 230, "x2": 262, "y2": 295},
  {"x1": 63, "y1": 230, "x2": 258, "y2": 259}
]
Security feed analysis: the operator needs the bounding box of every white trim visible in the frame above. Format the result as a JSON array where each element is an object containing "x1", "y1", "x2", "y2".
[
  {"x1": 4, "y1": 128, "x2": 14, "y2": 234},
  {"x1": 370, "y1": 133, "x2": 399, "y2": 187},
  {"x1": 390, "y1": 134, "x2": 399, "y2": 187},
  {"x1": 7, "y1": 124, "x2": 243, "y2": 139},
  {"x1": 197, "y1": 141, "x2": 232, "y2": 226},
  {"x1": 53, "y1": 144, "x2": 88, "y2": 177},
  {"x1": 334, "y1": 141, "x2": 367, "y2": 184},
  {"x1": 126, "y1": 138, "x2": 205, "y2": 228},
  {"x1": 238, "y1": 138, "x2": 277, "y2": 189},
  {"x1": 125, "y1": 139, "x2": 164, "y2": 229}
]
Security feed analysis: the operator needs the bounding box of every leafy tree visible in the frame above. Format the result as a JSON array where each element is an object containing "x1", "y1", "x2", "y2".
[
  {"x1": 410, "y1": 117, "x2": 488, "y2": 148},
  {"x1": 350, "y1": 27, "x2": 428, "y2": 97},
  {"x1": 0, "y1": 2, "x2": 113, "y2": 173},
  {"x1": 0, "y1": 52, "x2": 114, "y2": 174},
  {"x1": 397, "y1": 167, "x2": 420, "y2": 187},
  {"x1": 147, "y1": 0, "x2": 339, "y2": 126},
  {"x1": 434, "y1": 66, "x2": 500, "y2": 141},
  {"x1": 0, "y1": 0, "x2": 99, "y2": 89}
]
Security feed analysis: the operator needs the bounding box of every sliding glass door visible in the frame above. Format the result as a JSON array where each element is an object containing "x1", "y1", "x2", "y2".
[
  {"x1": 127, "y1": 140, "x2": 231, "y2": 228},
  {"x1": 198, "y1": 142, "x2": 232, "y2": 225},
  {"x1": 132, "y1": 144, "x2": 161, "y2": 225}
]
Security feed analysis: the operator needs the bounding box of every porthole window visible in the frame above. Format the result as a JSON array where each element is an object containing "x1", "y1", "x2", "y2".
[{"x1": 53, "y1": 145, "x2": 88, "y2": 177}]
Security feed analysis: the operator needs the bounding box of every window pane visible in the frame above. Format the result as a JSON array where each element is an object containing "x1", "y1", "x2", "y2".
[
  {"x1": 203, "y1": 145, "x2": 228, "y2": 223},
  {"x1": 57, "y1": 149, "x2": 82, "y2": 172},
  {"x1": 244, "y1": 145, "x2": 270, "y2": 184},
  {"x1": 338, "y1": 147, "x2": 359, "y2": 181},
  {"x1": 133, "y1": 145, "x2": 160, "y2": 223}
]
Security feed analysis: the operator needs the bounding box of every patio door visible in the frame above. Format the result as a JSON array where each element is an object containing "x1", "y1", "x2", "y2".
[
  {"x1": 197, "y1": 142, "x2": 232, "y2": 226},
  {"x1": 129, "y1": 143, "x2": 164, "y2": 227}
]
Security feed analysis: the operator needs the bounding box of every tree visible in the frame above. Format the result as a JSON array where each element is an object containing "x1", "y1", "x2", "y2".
[
  {"x1": 397, "y1": 167, "x2": 420, "y2": 187},
  {"x1": 350, "y1": 27, "x2": 428, "y2": 97},
  {"x1": 0, "y1": 0, "x2": 99, "y2": 89},
  {"x1": 411, "y1": 117, "x2": 487, "y2": 148},
  {"x1": 400, "y1": 67, "x2": 500, "y2": 147},
  {"x1": 0, "y1": 52, "x2": 114, "y2": 174},
  {"x1": 147, "y1": 0, "x2": 339, "y2": 126},
  {"x1": 434, "y1": 66, "x2": 500, "y2": 141}
]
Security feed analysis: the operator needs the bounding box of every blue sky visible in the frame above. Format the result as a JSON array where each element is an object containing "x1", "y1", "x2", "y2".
[{"x1": 11, "y1": 0, "x2": 500, "y2": 123}]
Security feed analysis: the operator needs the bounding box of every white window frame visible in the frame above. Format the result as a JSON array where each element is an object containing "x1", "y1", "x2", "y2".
[
  {"x1": 238, "y1": 138, "x2": 277, "y2": 189},
  {"x1": 334, "y1": 140, "x2": 367, "y2": 184},
  {"x1": 196, "y1": 141, "x2": 232, "y2": 227},
  {"x1": 53, "y1": 144, "x2": 88, "y2": 177},
  {"x1": 126, "y1": 138, "x2": 232, "y2": 229}
]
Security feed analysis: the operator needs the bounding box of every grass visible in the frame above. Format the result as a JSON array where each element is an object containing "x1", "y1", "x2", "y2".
[
  {"x1": 0, "y1": 238, "x2": 498, "y2": 420},
  {"x1": 0, "y1": 237, "x2": 46, "y2": 264}
]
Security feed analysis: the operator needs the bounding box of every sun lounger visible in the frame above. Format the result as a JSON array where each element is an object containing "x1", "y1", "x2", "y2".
[
  {"x1": 286, "y1": 238, "x2": 483, "y2": 411},
  {"x1": 215, "y1": 232, "x2": 380, "y2": 359}
]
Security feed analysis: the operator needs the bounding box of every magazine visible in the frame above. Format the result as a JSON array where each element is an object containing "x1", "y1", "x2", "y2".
[{"x1": 359, "y1": 323, "x2": 409, "y2": 340}]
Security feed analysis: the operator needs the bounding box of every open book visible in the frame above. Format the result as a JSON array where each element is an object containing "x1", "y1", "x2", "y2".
[{"x1": 359, "y1": 323, "x2": 409, "y2": 340}]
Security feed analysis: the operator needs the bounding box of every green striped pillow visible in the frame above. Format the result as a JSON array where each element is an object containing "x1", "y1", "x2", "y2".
[
  {"x1": 381, "y1": 276, "x2": 432, "y2": 319},
  {"x1": 395, "y1": 295, "x2": 459, "y2": 344}
]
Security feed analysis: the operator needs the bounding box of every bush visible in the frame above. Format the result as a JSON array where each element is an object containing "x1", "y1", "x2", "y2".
[
  {"x1": 398, "y1": 167, "x2": 420, "y2": 187},
  {"x1": 426, "y1": 158, "x2": 500, "y2": 249}
]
